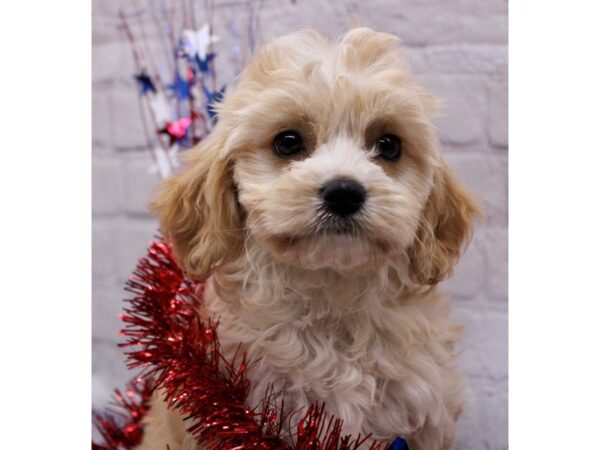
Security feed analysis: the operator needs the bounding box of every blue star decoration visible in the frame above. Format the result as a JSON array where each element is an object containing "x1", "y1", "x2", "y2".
[
  {"x1": 134, "y1": 71, "x2": 156, "y2": 95},
  {"x1": 195, "y1": 52, "x2": 216, "y2": 75},
  {"x1": 390, "y1": 436, "x2": 409, "y2": 450},
  {"x1": 168, "y1": 73, "x2": 190, "y2": 100},
  {"x1": 203, "y1": 85, "x2": 226, "y2": 120}
]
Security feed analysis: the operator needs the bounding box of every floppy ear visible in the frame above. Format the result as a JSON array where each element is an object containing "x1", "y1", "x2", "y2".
[
  {"x1": 408, "y1": 162, "x2": 482, "y2": 285},
  {"x1": 150, "y1": 127, "x2": 243, "y2": 279}
]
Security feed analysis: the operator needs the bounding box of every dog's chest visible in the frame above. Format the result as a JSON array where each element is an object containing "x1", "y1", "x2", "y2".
[{"x1": 204, "y1": 272, "x2": 460, "y2": 443}]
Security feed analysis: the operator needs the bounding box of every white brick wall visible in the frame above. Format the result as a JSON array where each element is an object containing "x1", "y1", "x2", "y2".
[{"x1": 92, "y1": 1, "x2": 508, "y2": 448}]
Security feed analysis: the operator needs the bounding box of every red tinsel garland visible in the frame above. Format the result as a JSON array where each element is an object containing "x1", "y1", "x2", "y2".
[
  {"x1": 92, "y1": 377, "x2": 154, "y2": 450},
  {"x1": 92, "y1": 239, "x2": 389, "y2": 450}
]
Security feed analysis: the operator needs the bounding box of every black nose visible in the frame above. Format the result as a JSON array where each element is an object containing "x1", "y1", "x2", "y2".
[{"x1": 320, "y1": 178, "x2": 366, "y2": 217}]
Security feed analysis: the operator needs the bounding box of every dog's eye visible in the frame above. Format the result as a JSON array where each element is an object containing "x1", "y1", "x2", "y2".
[
  {"x1": 273, "y1": 130, "x2": 304, "y2": 157},
  {"x1": 376, "y1": 134, "x2": 402, "y2": 161}
]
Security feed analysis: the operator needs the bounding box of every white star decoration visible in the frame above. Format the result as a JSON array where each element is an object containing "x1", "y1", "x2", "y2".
[{"x1": 182, "y1": 24, "x2": 219, "y2": 61}]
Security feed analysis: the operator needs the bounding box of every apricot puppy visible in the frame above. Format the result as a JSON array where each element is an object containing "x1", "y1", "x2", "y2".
[{"x1": 140, "y1": 27, "x2": 480, "y2": 450}]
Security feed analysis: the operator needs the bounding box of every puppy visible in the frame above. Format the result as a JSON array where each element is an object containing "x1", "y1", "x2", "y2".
[{"x1": 138, "y1": 28, "x2": 480, "y2": 450}]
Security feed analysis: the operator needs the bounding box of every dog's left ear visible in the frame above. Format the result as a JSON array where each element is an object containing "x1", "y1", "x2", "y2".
[
  {"x1": 150, "y1": 125, "x2": 243, "y2": 280},
  {"x1": 408, "y1": 162, "x2": 482, "y2": 285}
]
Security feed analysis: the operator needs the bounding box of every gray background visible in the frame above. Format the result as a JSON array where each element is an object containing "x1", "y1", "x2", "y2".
[{"x1": 92, "y1": 1, "x2": 507, "y2": 448}]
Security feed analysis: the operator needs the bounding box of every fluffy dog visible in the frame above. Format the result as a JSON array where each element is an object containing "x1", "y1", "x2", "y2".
[{"x1": 138, "y1": 28, "x2": 480, "y2": 450}]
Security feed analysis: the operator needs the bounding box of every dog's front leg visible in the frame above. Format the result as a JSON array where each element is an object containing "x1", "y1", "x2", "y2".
[{"x1": 134, "y1": 390, "x2": 203, "y2": 450}]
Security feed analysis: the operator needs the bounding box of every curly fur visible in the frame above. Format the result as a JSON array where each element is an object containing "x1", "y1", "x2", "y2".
[{"x1": 137, "y1": 28, "x2": 481, "y2": 450}]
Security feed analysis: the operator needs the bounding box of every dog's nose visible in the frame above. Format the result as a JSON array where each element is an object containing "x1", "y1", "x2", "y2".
[{"x1": 320, "y1": 178, "x2": 366, "y2": 217}]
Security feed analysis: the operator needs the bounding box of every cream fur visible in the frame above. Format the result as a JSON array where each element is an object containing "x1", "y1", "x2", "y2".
[{"x1": 138, "y1": 28, "x2": 481, "y2": 450}]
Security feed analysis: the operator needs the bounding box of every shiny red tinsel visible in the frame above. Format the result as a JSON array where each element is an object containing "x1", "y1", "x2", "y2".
[
  {"x1": 92, "y1": 377, "x2": 154, "y2": 450},
  {"x1": 93, "y1": 239, "x2": 389, "y2": 450}
]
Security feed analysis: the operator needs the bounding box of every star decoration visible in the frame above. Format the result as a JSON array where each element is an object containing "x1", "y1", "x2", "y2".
[
  {"x1": 203, "y1": 85, "x2": 226, "y2": 120},
  {"x1": 195, "y1": 52, "x2": 216, "y2": 75},
  {"x1": 168, "y1": 73, "x2": 190, "y2": 100},
  {"x1": 182, "y1": 24, "x2": 219, "y2": 61},
  {"x1": 134, "y1": 70, "x2": 156, "y2": 95}
]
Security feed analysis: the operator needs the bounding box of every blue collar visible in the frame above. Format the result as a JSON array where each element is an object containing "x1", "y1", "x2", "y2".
[{"x1": 390, "y1": 436, "x2": 409, "y2": 450}]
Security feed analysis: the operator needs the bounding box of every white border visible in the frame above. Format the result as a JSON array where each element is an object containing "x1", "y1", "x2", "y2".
[
  {"x1": 510, "y1": 1, "x2": 600, "y2": 449},
  {"x1": 0, "y1": 0, "x2": 91, "y2": 447},
  {"x1": 3, "y1": 0, "x2": 600, "y2": 448}
]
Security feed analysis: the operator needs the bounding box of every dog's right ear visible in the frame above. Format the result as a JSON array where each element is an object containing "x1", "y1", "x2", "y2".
[
  {"x1": 150, "y1": 126, "x2": 243, "y2": 280},
  {"x1": 407, "y1": 162, "x2": 482, "y2": 285}
]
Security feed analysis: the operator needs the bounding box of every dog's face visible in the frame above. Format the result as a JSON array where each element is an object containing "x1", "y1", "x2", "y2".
[{"x1": 152, "y1": 28, "x2": 480, "y2": 282}]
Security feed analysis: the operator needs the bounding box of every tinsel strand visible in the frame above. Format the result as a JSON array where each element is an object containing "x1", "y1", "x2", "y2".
[
  {"x1": 92, "y1": 377, "x2": 155, "y2": 450},
  {"x1": 93, "y1": 239, "x2": 390, "y2": 450}
]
